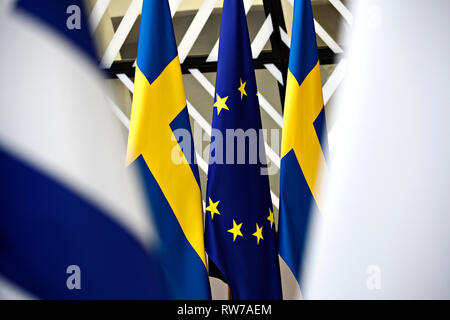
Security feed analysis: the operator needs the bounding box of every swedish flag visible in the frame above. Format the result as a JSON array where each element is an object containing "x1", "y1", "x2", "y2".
[
  {"x1": 126, "y1": 0, "x2": 210, "y2": 299},
  {"x1": 204, "y1": 0, "x2": 282, "y2": 299},
  {"x1": 278, "y1": 0, "x2": 329, "y2": 286}
]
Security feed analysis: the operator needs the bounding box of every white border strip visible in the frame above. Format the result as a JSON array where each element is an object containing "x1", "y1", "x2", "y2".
[
  {"x1": 287, "y1": 0, "x2": 343, "y2": 54},
  {"x1": 264, "y1": 63, "x2": 284, "y2": 85},
  {"x1": 117, "y1": 73, "x2": 135, "y2": 93},
  {"x1": 271, "y1": 191, "x2": 279, "y2": 210},
  {"x1": 107, "y1": 97, "x2": 130, "y2": 129},
  {"x1": 322, "y1": 58, "x2": 347, "y2": 106},
  {"x1": 169, "y1": 0, "x2": 183, "y2": 17},
  {"x1": 187, "y1": 100, "x2": 212, "y2": 134},
  {"x1": 323, "y1": 59, "x2": 347, "y2": 152},
  {"x1": 89, "y1": 0, "x2": 111, "y2": 33},
  {"x1": 195, "y1": 149, "x2": 209, "y2": 175},
  {"x1": 329, "y1": 0, "x2": 353, "y2": 25},
  {"x1": 100, "y1": 0, "x2": 142, "y2": 68},
  {"x1": 188, "y1": 68, "x2": 215, "y2": 96},
  {"x1": 313, "y1": 19, "x2": 343, "y2": 54},
  {"x1": 279, "y1": 26, "x2": 291, "y2": 48},
  {"x1": 178, "y1": 0, "x2": 218, "y2": 64},
  {"x1": 251, "y1": 14, "x2": 273, "y2": 59},
  {"x1": 257, "y1": 92, "x2": 283, "y2": 127}
]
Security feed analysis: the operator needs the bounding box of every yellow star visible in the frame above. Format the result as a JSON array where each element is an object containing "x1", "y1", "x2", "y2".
[
  {"x1": 252, "y1": 223, "x2": 264, "y2": 245},
  {"x1": 205, "y1": 197, "x2": 220, "y2": 220},
  {"x1": 213, "y1": 94, "x2": 229, "y2": 115},
  {"x1": 238, "y1": 78, "x2": 247, "y2": 100},
  {"x1": 227, "y1": 219, "x2": 243, "y2": 242},
  {"x1": 267, "y1": 208, "x2": 275, "y2": 229}
]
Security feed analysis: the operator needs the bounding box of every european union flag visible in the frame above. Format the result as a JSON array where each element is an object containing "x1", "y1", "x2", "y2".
[{"x1": 204, "y1": 0, "x2": 282, "y2": 300}]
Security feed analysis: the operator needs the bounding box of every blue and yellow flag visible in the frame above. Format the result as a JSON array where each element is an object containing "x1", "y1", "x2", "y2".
[
  {"x1": 278, "y1": 0, "x2": 329, "y2": 286},
  {"x1": 204, "y1": 0, "x2": 282, "y2": 300},
  {"x1": 126, "y1": 0, "x2": 210, "y2": 299}
]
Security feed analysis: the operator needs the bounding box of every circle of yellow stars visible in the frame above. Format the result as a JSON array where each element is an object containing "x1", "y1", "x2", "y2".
[
  {"x1": 213, "y1": 78, "x2": 251, "y2": 116},
  {"x1": 209, "y1": 76, "x2": 273, "y2": 245},
  {"x1": 207, "y1": 197, "x2": 275, "y2": 245}
]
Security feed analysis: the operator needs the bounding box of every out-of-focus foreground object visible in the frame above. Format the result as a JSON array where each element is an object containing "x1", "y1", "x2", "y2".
[
  {"x1": 303, "y1": 0, "x2": 450, "y2": 299},
  {"x1": 0, "y1": 0, "x2": 169, "y2": 299}
]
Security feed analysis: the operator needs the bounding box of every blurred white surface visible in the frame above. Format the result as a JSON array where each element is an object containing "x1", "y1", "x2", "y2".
[
  {"x1": 0, "y1": 0, "x2": 156, "y2": 249},
  {"x1": 303, "y1": 0, "x2": 450, "y2": 299}
]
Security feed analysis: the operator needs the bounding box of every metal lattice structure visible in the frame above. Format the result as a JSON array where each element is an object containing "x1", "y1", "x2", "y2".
[{"x1": 89, "y1": 0, "x2": 351, "y2": 211}]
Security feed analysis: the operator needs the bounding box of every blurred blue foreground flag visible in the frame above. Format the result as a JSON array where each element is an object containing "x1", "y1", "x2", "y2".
[
  {"x1": 278, "y1": 0, "x2": 328, "y2": 286},
  {"x1": 204, "y1": 0, "x2": 282, "y2": 299},
  {"x1": 0, "y1": 0, "x2": 170, "y2": 298}
]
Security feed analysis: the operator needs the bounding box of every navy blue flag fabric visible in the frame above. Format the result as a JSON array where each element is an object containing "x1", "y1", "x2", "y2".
[
  {"x1": 204, "y1": 0, "x2": 282, "y2": 300},
  {"x1": 0, "y1": 0, "x2": 171, "y2": 299}
]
